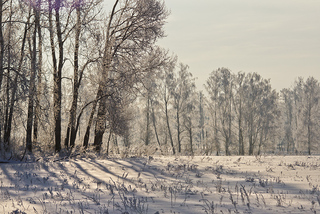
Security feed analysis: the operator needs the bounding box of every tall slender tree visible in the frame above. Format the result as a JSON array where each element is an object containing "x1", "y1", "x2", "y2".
[{"x1": 26, "y1": 3, "x2": 39, "y2": 152}]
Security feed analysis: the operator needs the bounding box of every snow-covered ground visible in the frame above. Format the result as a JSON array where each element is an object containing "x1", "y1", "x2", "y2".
[{"x1": 0, "y1": 155, "x2": 319, "y2": 214}]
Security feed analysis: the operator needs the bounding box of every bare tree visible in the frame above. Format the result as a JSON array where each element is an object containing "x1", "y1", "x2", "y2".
[
  {"x1": 217, "y1": 68, "x2": 233, "y2": 156},
  {"x1": 171, "y1": 63, "x2": 196, "y2": 154},
  {"x1": 163, "y1": 63, "x2": 176, "y2": 155},
  {"x1": 33, "y1": 0, "x2": 43, "y2": 144},
  {"x1": 233, "y1": 72, "x2": 245, "y2": 155},
  {"x1": 64, "y1": 0, "x2": 102, "y2": 149},
  {"x1": 303, "y1": 77, "x2": 320, "y2": 155},
  {"x1": 3, "y1": 2, "x2": 30, "y2": 151},
  {"x1": 206, "y1": 70, "x2": 221, "y2": 155},
  {"x1": 89, "y1": 0, "x2": 169, "y2": 152},
  {"x1": 26, "y1": 3, "x2": 39, "y2": 153},
  {"x1": 48, "y1": 0, "x2": 72, "y2": 152}
]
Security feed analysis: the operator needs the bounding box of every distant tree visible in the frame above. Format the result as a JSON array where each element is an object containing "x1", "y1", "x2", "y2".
[
  {"x1": 291, "y1": 77, "x2": 305, "y2": 153},
  {"x1": 171, "y1": 63, "x2": 196, "y2": 153},
  {"x1": 206, "y1": 69, "x2": 222, "y2": 155},
  {"x1": 3, "y1": 2, "x2": 30, "y2": 152},
  {"x1": 198, "y1": 92, "x2": 206, "y2": 149},
  {"x1": 256, "y1": 80, "x2": 279, "y2": 155},
  {"x1": 183, "y1": 87, "x2": 197, "y2": 155},
  {"x1": 280, "y1": 77, "x2": 320, "y2": 155},
  {"x1": 206, "y1": 68, "x2": 234, "y2": 155},
  {"x1": 280, "y1": 88, "x2": 295, "y2": 153},
  {"x1": 163, "y1": 62, "x2": 176, "y2": 155},
  {"x1": 242, "y1": 73, "x2": 279, "y2": 155},
  {"x1": 233, "y1": 72, "x2": 245, "y2": 155},
  {"x1": 218, "y1": 68, "x2": 233, "y2": 156},
  {"x1": 303, "y1": 77, "x2": 320, "y2": 155}
]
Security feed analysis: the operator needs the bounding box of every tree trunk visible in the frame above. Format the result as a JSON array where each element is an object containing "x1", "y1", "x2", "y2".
[
  {"x1": 238, "y1": 95, "x2": 244, "y2": 155},
  {"x1": 214, "y1": 100, "x2": 219, "y2": 155},
  {"x1": 4, "y1": 5, "x2": 29, "y2": 150},
  {"x1": 49, "y1": 0, "x2": 63, "y2": 153},
  {"x1": 26, "y1": 10, "x2": 38, "y2": 152},
  {"x1": 145, "y1": 95, "x2": 150, "y2": 145},
  {"x1": 33, "y1": 0, "x2": 43, "y2": 143},
  {"x1": 106, "y1": 129, "x2": 112, "y2": 156},
  {"x1": 248, "y1": 104, "x2": 255, "y2": 155},
  {"x1": 3, "y1": 0, "x2": 13, "y2": 150},
  {"x1": 0, "y1": 0, "x2": 4, "y2": 92},
  {"x1": 165, "y1": 88, "x2": 175, "y2": 155},
  {"x1": 48, "y1": 0, "x2": 58, "y2": 151},
  {"x1": 83, "y1": 86, "x2": 102, "y2": 148},
  {"x1": 0, "y1": 0, "x2": 3, "y2": 143},
  {"x1": 188, "y1": 120, "x2": 193, "y2": 155},
  {"x1": 93, "y1": 95, "x2": 108, "y2": 152},
  {"x1": 91, "y1": 0, "x2": 119, "y2": 153},
  {"x1": 152, "y1": 107, "x2": 162, "y2": 153},
  {"x1": 257, "y1": 129, "x2": 263, "y2": 156},
  {"x1": 65, "y1": 2, "x2": 81, "y2": 149},
  {"x1": 307, "y1": 101, "x2": 312, "y2": 155},
  {"x1": 176, "y1": 106, "x2": 181, "y2": 153}
]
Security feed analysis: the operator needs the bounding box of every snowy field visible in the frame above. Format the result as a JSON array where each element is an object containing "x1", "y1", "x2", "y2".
[{"x1": 0, "y1": 155, "x2": 320, "y2": 214}]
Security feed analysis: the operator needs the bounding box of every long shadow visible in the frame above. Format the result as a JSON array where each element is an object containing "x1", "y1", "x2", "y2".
[{"x1": 0, "y1": 156, "x2": 319, "y2": 213}]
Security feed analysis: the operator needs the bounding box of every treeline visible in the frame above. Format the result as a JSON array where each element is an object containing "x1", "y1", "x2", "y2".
[
  {"x1": 129, "y1": 67, "x2": 320, "y2": 156},
  {"x1": 0, "y1": 0, "x2": 319, "y2": 159}
]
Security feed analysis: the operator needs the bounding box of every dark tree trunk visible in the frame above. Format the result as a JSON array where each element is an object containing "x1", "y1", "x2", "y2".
[
  {"x1": 176, "y1": 107, "x2": 181, "y2": 153},
  {"x1": 165, "y1": 88, "x2": 175, "y2": 155},
  {"x1": 152, "y1": 107, "x2": 162, "y2": 153},
  {"x1": 4, "y1": 7, "x2": 29, "y2": 150},
  {"x1": 83, "y1": 87, "x2": 102, "y2": 148},
  {"x1": 49, "y1": 0, "x2": 63, "y2": 153},
  {"x1": 307, "y1": 101, "x2": 312, "y2": 155},
  {"x1": 145, "y1": 95, "x2": 150, "y2": 145},
  {"x1": 188, "y1": 121, "x2": 193, "y2": 155},
  {"x1": 0, "y1": 0, "x2": 4, "y2": 92},
  {"x1": 0, "y1": 0, "x2": 3, "y2": 144},
  {"x1": 3, "y1": 0, "x2": 13, "y2": 150},
  {"x1": 26, "y1": 10, "x2": 38, "y2": 152},
  {"x1": 238, "y1": 95, "x2": 244, "y2": 155},
  {"x1": 93, "y1": 95, "x2": 108, "y2": 152},
  {"x1": 65, "y1": 3, "x2": 81, "y2": 148},
  {"x1": 33, "y1": 0, "x2": 43, "y2": 143}
]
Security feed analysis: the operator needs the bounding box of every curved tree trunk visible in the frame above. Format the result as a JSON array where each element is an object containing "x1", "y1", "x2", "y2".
[{"x1": 83, "y1": 87, "x2": 102, "y2": 148}]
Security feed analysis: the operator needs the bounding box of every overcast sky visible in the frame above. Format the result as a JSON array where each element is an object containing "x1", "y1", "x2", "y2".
[{"x1": 157, "y1": 0, "x2": 320, "y2": 91}]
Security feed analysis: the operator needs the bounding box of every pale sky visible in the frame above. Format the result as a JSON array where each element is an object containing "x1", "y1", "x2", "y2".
[{"x1": 157, "y1": 0, "x2": 320, "y2": 91}]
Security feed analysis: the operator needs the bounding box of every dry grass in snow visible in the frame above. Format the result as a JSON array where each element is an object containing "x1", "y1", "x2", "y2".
[{"x1": 0, "y1": 155, "x2": 320, "y2": 213}]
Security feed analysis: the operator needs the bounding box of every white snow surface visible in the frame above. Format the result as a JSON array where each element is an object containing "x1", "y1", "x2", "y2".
[{"x1": 0, "y1": 155, "x2": 319, "y2": 214}]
